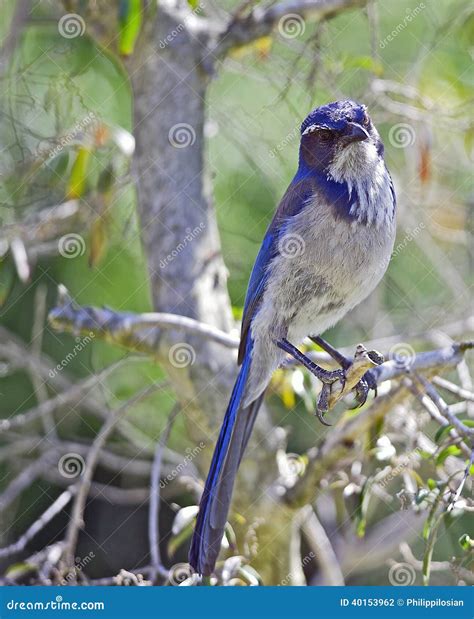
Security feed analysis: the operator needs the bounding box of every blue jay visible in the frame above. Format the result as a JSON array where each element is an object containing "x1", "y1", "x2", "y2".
[{"x1": 189, "y1": 100, "x2": 396, "y2": 576}]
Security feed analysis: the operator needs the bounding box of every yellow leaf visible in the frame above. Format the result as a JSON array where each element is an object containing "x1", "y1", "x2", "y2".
[
  {"x1": 230, "y1": 36, "x2": 273, "y2": 59},
  {"x1": 281, "y1": 381, "x2": 295, "y2": 409}
]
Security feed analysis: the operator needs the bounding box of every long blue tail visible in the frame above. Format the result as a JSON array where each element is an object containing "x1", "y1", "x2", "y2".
[{"x1": 189, "y1": 340, "x2": 264, "y2": 575}]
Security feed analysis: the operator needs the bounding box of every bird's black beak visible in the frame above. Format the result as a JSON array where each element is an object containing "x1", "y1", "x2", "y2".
[{"x1": 344, "y1": 122, "x2": 369, "y2": 144}]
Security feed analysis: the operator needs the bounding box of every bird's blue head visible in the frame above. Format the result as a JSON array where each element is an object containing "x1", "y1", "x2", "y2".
[{"x1": 299, "y1": 100, "x2": 384, "y2": 177}]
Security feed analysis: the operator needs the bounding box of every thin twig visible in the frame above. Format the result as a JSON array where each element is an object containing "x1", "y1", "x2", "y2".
[
  {"x1": 300, "y1": 505, "x2": 345, "y2": 585},
  {"x1": 0, "y1": 452, "x2": 56, "y2": 511},
  {"x1": 0, "y1": 490, "x2": 74, "y2": 559},
  {"x1": 149, "y1": 404, "x2": 181, "y2": 581},
  {"x1": 433, "y1": 376, "x2": 474, "y2": 402},
  {"x1": 0, "y1": 358, "x2": 129, "y2": 433},
  {"x1": 415, "y1": 374, "x2": 474, "y2": 440}
]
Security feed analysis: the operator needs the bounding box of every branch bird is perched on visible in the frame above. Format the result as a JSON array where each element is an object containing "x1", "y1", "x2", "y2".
[{"x1": 189, "y1": 100, "x2": 396, "y2": 576}]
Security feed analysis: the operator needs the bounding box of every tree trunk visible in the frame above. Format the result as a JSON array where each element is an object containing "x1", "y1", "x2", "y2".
[{"x1": 130, "y1": 8, "x2": 236, "y2": 437}]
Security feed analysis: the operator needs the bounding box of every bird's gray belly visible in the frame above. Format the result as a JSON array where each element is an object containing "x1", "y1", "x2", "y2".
[{"x1": 287, "y1": 216, "x2": 394, "y2": 341}]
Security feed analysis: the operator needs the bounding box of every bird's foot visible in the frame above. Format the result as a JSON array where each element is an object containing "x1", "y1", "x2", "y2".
[
  {"x1": 312, "y1": 337, "x2": 381, "y2": 407},
  {"x1": 354, "y1": 377, "x2": 369, "y2": 407},
  {"x1": 277, "y1": 338, "x2": 346, "y2": 426},
  {"x1": 353, "y1": 364, "x2": 381, "y2": 407},
  {"x1": 363, "y1": 368, "x2": 379, "y2": 398}
]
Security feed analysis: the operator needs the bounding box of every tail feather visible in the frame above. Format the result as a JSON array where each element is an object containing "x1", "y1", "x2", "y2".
[{"x1": 189, "y1": 340, "x2": 264, "y2": 576}]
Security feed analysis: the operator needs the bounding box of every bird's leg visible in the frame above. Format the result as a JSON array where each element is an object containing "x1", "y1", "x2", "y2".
[
  {"x1": 310, "y1": 336, "x2": 379, "y2": 405},
  {"x1": 276, "y1": 338, "x2": 345, "y2": 385},
  {"x1": 309, "y1": 336, "x2": 351, "y2": 369}
]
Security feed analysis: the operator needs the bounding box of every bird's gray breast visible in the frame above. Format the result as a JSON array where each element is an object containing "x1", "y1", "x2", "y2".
[{"x1": 254, "y1": 194, "x2": 396, "y2": 346}]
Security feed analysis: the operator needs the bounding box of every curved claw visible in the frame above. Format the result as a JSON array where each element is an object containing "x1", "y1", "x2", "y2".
[
  {"x1": 354, "y1": 378, "x2": 369, "y2": 408},
  {"x1": 363, "y1": 370, "x2": 378, "y2": 398},
  {"x1": 338, "y1": 368, "x2": 347, "y2": 392},
  {"x1": 315, "y1": 383, "x2": 332, "y2": 426},
  {"x1": 316, "y1": 408, "x2": 332, "y2": 426}
]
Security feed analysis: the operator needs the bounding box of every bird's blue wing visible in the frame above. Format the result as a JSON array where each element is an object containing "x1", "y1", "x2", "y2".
[{"x1": 238, "y1": 174, "x2": 316, "y2": 363}]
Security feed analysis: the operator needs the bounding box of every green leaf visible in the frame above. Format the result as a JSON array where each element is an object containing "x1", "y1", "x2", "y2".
[
  {"x1": 343, "y1": 55, "x2": 384, "y2": 76},
  {"x1": 0, "y1": 254, "x2": 15, "y2": 306},
  {"x1": 464, "y1": 127, "x2": 474, "y2": 160},
  {"x1": 435, "y1": 419, "x2": 474, "y2": 444},
  {"x1": 418, "y1": 449, "x2": 433, "y2": 460},
  {"x1": 435, "y1": 445, "x2": 462, "y2": 466},
  {"x1": 459, "y1": 534, "x2": 473, "y2": 550},
  {"x1": 167, "y1": 521, "x2": 195, "y2": 557},
  {"x1": 118, "y1": 0, "x2": 143, "y2": 57},
  {"x1": 66, "y1": 147, "x2": 91, "y2": 199},
  {"x1": 97, "y1": 164, "x2": 115, "y2": 194},
  {"x1": 355, "y1": 480, "x2": 373, "y2": 538}
]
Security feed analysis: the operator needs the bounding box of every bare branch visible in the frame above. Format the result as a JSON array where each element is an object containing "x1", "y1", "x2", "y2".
[
  {"x1": 414, "y1": 374, "x2": 474, "y2": 440},
  {"x1": 214, "y1": 0, "x2": 367, "y2": 57},
  {"x1": 0, "y1": 452, "x2": 55, "y2": 512},
  {"x1": 48, "y1": 287, "x2": 239, "y2": 353},
  {"x1": 0, "y1": 490, "x2": 74, "y2": 559},
  {"x1": 433, "y1": 376, "x2": 474, "y2": 402},
  {"x1": 0, "y1": 359, "x2": 128, "y2": 433},
  {"x1": 300, "y1": 505, "x2": 345, "y2": 585},
  {"x1": 0, "y1": 325, "x2": 160, "y2": 455}
]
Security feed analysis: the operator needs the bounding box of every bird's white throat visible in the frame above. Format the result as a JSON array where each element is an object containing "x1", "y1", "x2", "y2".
[{"x1": 328, "y1": 141, "x2": 394, "y2": 228}]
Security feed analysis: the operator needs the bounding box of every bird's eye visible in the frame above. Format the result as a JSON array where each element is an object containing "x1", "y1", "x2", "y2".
[
  {"x1": 362, "y1": 114, "x2": 370, "y2": 128},
  {"x1": 318, "y1": 128, "x2": 333, "y2": 140}
]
